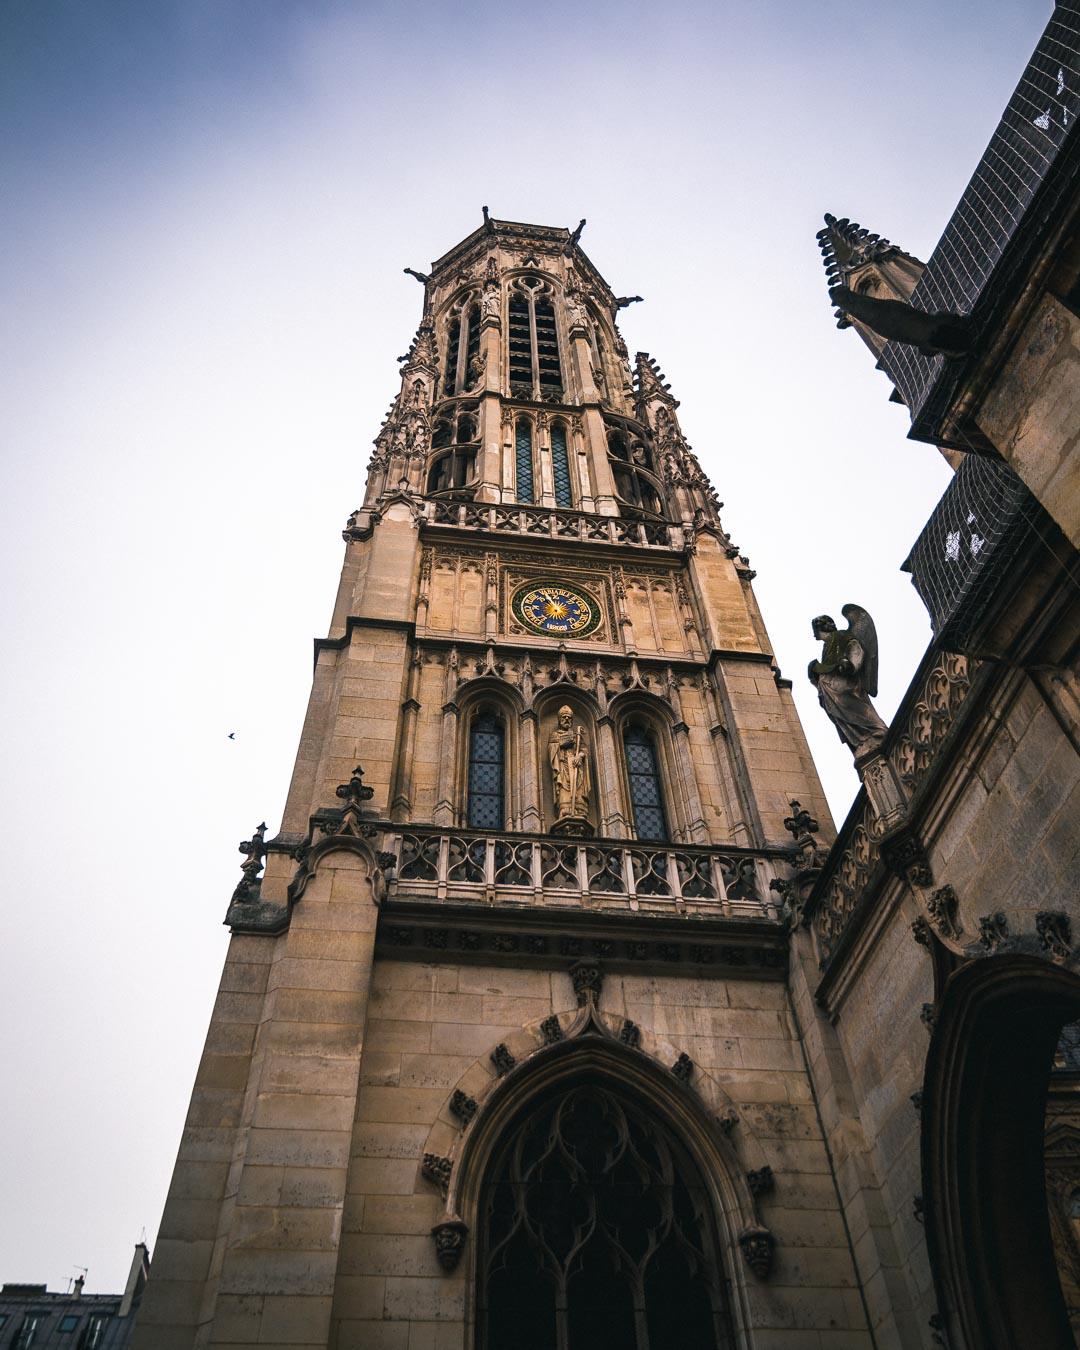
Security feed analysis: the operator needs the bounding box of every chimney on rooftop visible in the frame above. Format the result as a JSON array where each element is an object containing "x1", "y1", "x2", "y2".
[{"x1": 119, "y1": 1242, "x2": 150, "y2": 1318}]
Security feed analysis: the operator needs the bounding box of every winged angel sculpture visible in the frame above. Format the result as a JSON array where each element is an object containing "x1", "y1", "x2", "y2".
[{"x1": 808, "y1": 604, "x2": 889, "y2": 758}]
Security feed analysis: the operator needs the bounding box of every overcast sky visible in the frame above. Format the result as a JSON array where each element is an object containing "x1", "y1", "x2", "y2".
[{"x1": 0, "y1": 0, "x2": 1047, "y2": 1295}]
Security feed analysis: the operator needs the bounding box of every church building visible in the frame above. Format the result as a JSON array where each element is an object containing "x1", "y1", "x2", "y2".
[
  {"x1": 131, "y1": 213, "x2": 865, "y2": 1350},
  {"x1": 130, "y1": 14, "x2": 1080, "y2": 1345}
]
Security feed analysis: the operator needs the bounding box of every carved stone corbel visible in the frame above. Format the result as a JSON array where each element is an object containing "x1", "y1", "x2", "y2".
[
  {"x1": 569, "y1": 959, "x2": 602, "y2": 1007},
  {"x1": 738, "y1": 1225, "x2": 776, "y2": 1278},
  {"x1": 879, "y1": 821, "x2": 933, "y2": 889},
  {"x1": 431, "y1": 1217, "x2": 468, "y2": 1272}
]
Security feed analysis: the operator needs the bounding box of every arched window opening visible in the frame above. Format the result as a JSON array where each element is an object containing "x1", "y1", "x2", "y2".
[
  {"x1": 551, "y1": 422, "x2": 572, "y2": 507},
  {"x1": 432, "y1": 417, "x2": 453, "y2": 449},
  {"x1": 535, "y1": 296, "x2": 563, "y2": 399},
  {"x1": 444, "y1": 301, "x2": 481, "y2": 397},
  {"x1": 468, "y1": 711, "x2": 505, "y2": 829},
  {"x1": 624, "y1": 723, "x2": 668, "y2": 841},
  {"x1": 508, "y1": 279, "x2": 563, "y2": 402},
  {"x1": 508, "y1": 292, "x2": 533, "y2": 399},
  {"x1": 515, "y1": 419, "x2": 535, "y2": 505},
  {"x1": 479, "y1": 1082, "x2": 736, "y2": 1350},
  {"x1": 444, "y1": 316, "x2": 461, "y2": 397},
  {"x1": 464, "y1": 304, "x2": 481, "y2": 387},
  {"x1": 427, "y1": 448, "x2": 477, "y2": 496},
  {"x1": 614, "y1": 465, "x2": 663, "y2": 518},
  {"x1": 608, "y1": 429, "x2": 630, "y2": 462}
]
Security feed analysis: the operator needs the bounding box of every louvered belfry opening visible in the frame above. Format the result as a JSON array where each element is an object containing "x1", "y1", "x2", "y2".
[
  {"x1": 534, "y1": 295, "x2": 563, "y2": 400},
  {"x1": 479, "y1": 1081, "x2": 735, "y2": 1350},
  {"x1": 444, "y1": 309, "x2": 462, "y2": 396},
  {"x1": 508, "y1": 292, "x2": 533, "y2": 399},
  {"x1": 464, "y1": 304, "x2": 481, "y2": 387},
  {"x1": 508, "y1": 278, "x2": 563, "y2": 401}
]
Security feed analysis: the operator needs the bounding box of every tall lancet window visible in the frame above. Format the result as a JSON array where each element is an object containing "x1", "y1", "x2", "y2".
[
  {"x1": 624, "y1": 723, "x2": 668, "y2": 840},
  {"x1": 515, "y1": 419, "x2": 535, "y2": 504},
  {"x1": 507, "y1": 278, "x2": 563, "y2": 401},
  {"x1": 444, "y1": 300, "x2": 481, "y2": 396},
  {"x1": 550, "y1": 422, "x2": 572, "y2": 507},
  {"x1": 480, "y1": 1083, "x2": 736, "y2": 1350},
  {"x1": 468, "y1": 711, "x2": 505, "y2": 829}
]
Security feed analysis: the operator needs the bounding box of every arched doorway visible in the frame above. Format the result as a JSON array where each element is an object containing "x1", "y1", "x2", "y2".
[
  {"x1": 922, "y1": 955, "x2": 1080, "y2": 1349},
  {"x1": 477, "y1": 1079, "x2": 737, "y2": 1350}
]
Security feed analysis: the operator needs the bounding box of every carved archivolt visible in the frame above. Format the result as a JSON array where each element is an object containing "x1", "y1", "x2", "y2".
[{"x1": 416, "y1": 979, "x2": 777, "y2": 1287}]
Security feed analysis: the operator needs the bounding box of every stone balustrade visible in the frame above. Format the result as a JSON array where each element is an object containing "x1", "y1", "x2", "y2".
[
  {"x1": 383, "y1": 826, "x2": 782, "y2": 918},
  {"x1": 427, "y1": 499, "x2": 680, "y2": 548}
]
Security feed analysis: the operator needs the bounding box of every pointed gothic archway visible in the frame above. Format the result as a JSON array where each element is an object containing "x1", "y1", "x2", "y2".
[
  {"x1": 438, "y1": 1014, "x2": 762, "y2": 1350},
  {"x1": 922, "y1": 954, "x2": 1080, "y2": 1349},
  {"x1": 477, "y1": 1075, "x2": 738, "y2": 1350}
]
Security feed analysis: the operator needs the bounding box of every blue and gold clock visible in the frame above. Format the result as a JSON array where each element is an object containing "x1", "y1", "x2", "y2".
[{"x1": 512, "y1": 581, "x2": 601, "y2": 638}]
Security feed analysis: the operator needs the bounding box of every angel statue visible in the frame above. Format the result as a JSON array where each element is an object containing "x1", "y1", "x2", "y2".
[
  {"x1": 548, "y1": 705, "x2": 592, "y2": 833},
  {"x1": 808, "y1": 605, "x2": 888, "y2": 758}
]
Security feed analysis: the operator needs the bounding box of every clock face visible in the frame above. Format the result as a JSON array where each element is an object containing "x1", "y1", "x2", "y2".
[{"x1": 512, "y1": 582, "x2": 601, "y2": 638}]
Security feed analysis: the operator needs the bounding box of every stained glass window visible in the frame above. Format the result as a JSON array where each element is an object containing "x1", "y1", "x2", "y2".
[
  {"x1": 551, "y1": 423, "x2": 572, "y2": 507},
  {"x1": 624, "y1": 724, "x2": 668, "y2": 840},
  {"x1": 516, "y1": 420, "x2": 534, "y2": 505},
  {"x1": 468, "y1": 712, "x2": 505, "y2": 829}
]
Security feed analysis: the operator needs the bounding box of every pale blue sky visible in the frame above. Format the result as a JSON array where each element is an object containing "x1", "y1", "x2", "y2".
[{"x1": 0, "y1": 0, "x2": 1048, "y2": 1293}]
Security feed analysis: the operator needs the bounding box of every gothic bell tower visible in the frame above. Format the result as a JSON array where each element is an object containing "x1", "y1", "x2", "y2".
[{"x1": 135, "y1": 216, "x2": 860, "y2": 1350}]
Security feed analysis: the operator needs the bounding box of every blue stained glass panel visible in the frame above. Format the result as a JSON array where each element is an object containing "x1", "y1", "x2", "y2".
[
  {"x1": 624, "y1": 726, "x2": 668, "y2": 841},
  {"x1": 469, "y1": 713, "x2": 505, "y2": 829},
  {"x1": 551, "y1": 424, "x2": 572, "y2": 507},
  {"x1": 516, "y1": 421, "x2": 534, "y2": 504}
]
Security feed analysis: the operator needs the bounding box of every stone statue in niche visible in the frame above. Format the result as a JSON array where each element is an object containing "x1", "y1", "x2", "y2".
[
  {"x1": 548, "y1": 705, "x2": 593, "y2": 836},
  {"x1": 808, "y1": 604, "x2": 888, "y2": 758}
]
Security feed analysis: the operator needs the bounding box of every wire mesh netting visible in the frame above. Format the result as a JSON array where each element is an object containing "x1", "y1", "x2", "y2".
[
  {"x1": 902, "y1": 454, "x2": 1035, "y2": 645},
  {"x1": 883, "y1": 5, "x2": 1080, "y2": 416}
]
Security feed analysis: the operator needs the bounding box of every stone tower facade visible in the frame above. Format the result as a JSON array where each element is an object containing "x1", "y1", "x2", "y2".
[{"x1": 134, "y1": 218, "x2": 868, "y2": 1350}]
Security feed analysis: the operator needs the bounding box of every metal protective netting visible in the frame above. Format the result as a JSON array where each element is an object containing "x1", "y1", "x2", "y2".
[
  {"x1": 883, "y1": 5, "x2": 1080, "y2": 416},
  {"x1": 903, "y1": 454, "x2": 1034, "y2": 645}
]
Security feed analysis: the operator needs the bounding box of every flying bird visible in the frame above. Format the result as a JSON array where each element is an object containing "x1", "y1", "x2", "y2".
[{"x1": 227, "y1": 732, "x2": 236, "y2": 740}]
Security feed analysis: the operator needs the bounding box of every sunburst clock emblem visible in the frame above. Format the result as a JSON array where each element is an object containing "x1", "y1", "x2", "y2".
[{"x1": 512, "y1": 582, "x2": 601, "y2": 638}]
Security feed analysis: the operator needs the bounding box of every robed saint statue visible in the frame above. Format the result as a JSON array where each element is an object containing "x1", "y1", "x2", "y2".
[{"x1": 548, "y1": 705, "x2": 592, "y2": 833}]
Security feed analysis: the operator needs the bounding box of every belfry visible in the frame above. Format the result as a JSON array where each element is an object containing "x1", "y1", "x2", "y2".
[{"x1": 134, "y1": 217, "x2": 860, "y2": 1349}]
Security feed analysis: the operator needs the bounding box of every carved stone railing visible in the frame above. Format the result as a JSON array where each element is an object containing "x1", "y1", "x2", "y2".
[
  {"x1": 384, "y1": 826, "x2": 781, "y2": 919},
  {"x1": 806, "y1": 649, "x2": 978, "y2": 968},
  {"x1": 427, "y1": 500, "x2": 679, "y2": 549}
]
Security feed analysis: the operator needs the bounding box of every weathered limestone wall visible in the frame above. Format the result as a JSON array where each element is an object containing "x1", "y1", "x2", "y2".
[
  {"x1": 977, "y1": 293, "x2": 1080, "y2": 549},
  {"x1": 134, "y1": 852, "x2": 381, "y2": 1350},
  {"x1": 800, "y1": 668, "x2": 1080, "y2": 1350},
  {"x1": 329, "y1": 957, "x2": 874, "y2": 1349}
]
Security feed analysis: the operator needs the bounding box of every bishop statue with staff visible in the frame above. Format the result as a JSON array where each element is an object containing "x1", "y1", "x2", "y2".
[{"x1": 548, "y1": 705, "x2": 592, "y2": 832}]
